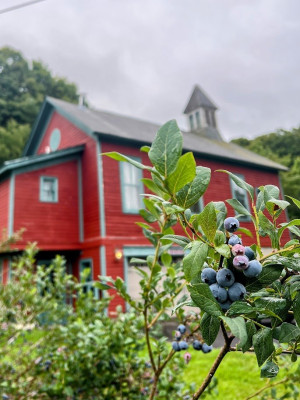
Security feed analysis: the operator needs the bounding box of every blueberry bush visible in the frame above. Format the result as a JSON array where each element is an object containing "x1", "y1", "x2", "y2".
[
  {"x1": 103, "y1": 119, "x2": 300, "y2": 399},
  {"x1": 0, "y1": 245, "x2": 190, "y2": 399}
]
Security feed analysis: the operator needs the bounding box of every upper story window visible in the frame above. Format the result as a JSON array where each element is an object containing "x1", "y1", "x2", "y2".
[
  {"x1": 190, "y1": 197, "x2": 204, "y2": 214},
  {"x1": 189, "y1": 114, "x2": 194, "y2": 131},
  {"x1": 195, "y1": 111, "x2": 201, "y2": 129},
  {"x1": 230, "y1": 174, "x2": 251, "y2": 221},
  {"x1": 40, "y1": 176, "x2": 58, "y2": 202},
  {"x1": 119, "y1": 158, "x2": 143, "y2": 214}
]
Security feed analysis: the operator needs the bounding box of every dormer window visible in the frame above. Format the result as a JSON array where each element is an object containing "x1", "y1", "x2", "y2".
[
  {"x1": 189, "y1": 114, "x2": 194, "y2": 131},
  {"x1": 195, "y1": 111, "x2": 201, "y2": 128}
]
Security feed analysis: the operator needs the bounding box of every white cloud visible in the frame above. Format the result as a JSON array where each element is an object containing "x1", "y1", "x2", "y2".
[{"x1": 0, "y1": 0, "x2": 299, "y2": 140}]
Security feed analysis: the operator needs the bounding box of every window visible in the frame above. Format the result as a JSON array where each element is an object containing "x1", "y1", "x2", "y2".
[
  {"x1": 205, "y1": 109, "x2": 211, "y2": 126},
  {"x1": 195, "y1": 111, "x2": 201, "y2": 128},
  {"x1": 79, "y1": 259, "x2": 99, "y2": 298},
  {"x1": 40, "y1": 177, "x2": 58, "y2": 202},
  {"x1": 120, "y1": 158, "x2": 143, "y2": 213},
  {"x1": 189, "y1": 114, "x2": 194, "y2": 130},
  {"x1": 190, "y1": 197, "x2": 204, "y2": 214},
  {"x1": 230, "y1": 174, "x2": 251, "y2": 221}
]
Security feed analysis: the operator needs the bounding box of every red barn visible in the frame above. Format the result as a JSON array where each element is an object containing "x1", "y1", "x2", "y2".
[{"x1": 0, "y1": 85, "x2": 289, "y2": 307}]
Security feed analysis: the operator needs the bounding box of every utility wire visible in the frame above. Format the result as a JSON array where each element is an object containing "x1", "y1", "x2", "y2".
[{"x1": 0, "y1": 0, "x2": 46, "y2": 15}]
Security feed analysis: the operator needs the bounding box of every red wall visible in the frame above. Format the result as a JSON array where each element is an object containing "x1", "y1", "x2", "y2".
[
  {"x1": 101, "y1": 141, "x2": 290, "y2": 250},
  {"x1": 14, "y1": 160, "x2": 80, "y2": 248},
  {"x1": 37, "y1": 111, "x2": 100, "y2": 240},
  {"x1": 0, "y1": 180, "x2": 9, "y2": 233}
]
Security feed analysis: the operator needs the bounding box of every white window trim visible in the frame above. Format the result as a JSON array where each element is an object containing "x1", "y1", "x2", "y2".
[{"x1": 40, "y1": 176, "x2": 58, "y2": 203}]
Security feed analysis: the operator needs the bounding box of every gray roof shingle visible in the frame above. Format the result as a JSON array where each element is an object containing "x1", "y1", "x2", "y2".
[{"x1": 45, "y1": 97, "x2": 287, "y2": 171}]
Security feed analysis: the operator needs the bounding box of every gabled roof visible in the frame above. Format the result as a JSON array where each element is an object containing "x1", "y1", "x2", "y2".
[
  {"x1": 184, "y1": 85, "x2": 218, "y2": 114},
  {"x1": 23, "y1": 97, "x2": 287, "y2": 171},
  {"x1": 1, "y1": 145, "x2": 84, "y2": 178}
]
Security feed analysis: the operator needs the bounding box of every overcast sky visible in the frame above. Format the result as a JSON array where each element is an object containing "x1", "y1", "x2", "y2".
[{"x1": 1, "y1": 0, "x2": 299, "y2": 140}]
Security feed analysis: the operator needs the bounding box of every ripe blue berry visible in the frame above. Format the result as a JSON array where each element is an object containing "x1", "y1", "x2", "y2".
[
  {"x1": 228, "y1": 282, "x2": 246, "y2": 302},
  {"x1": 224, "y1": 217, "x2": 240, "y2": 233},
  {"x1": 202, "y1": 343, "x2": 213, "y2": 353},
  {"x1": 192, "y1": 340, "x2": 202, "y2": 351},
  {"x1": 228, "y1": 235, "x2": 242, "y2": 246},
  {"x1": 245, "y1": 246, "x2": 255, "y2": 261},
  {"x1": 201, "y1": 268, "x2": 217, "y2": 285},
  {"x1": 210, "y1": 283, "x2": 228, "y2": 303},
  {"x1": 179, "y1": 341, "x2": 189, "y2": 350},
  {"x1": 220, "y1": 300, "x2": 232, "y2": 311},
  {"x1": 243, "y1": 260, "x2": 262, "y2": 278},
  {"x1": 233, "y1": 255, "x2": 249, "y2": 270},
  {"x1": 177, "y1": 324, "x2": 186, "y2": 334},
  {"x1": 216, "y1": 268, "x2": 235, "y2": 288},
  {"x1": 172, "y1": 341, "x2": 181, "y2": 351}
]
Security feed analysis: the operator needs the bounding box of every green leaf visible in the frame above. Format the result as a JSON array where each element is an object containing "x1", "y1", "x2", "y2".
[
  {"x1": 278, "y1": 219, "x2": 300, "y2": 241},
  {"x1": 227, "y1": 301, "x2": 254, "y2": 317},
  {"x1": 226, "y1": 199, "x2": 251, "y2": 216},
  {"x1": 266, "y1": 198, "x2": 290, "y2": 213},
  {"x1": 256, "y1": 190, "x2": 265, "y2": 211},
  {"x1": 200, "y1": 313, "x2": 220, "y2": 345},
  {"x1": 213, "y1": 201, "x2": 227, "y2": 230},
  {"x1": 278, "y1": 322, "x2": 300, "y2": 343},
  {"x1": 140, "y1": 145, "x2": 150, "y2": 153},
  {"x1": 262, "y1": 185, "x2": 280, "y2": 202},
  {"x1": 103, "y1": 152, "x2": 153, "y2": 172},
  {"x1": 188, "y1": 283, "x2": 222, "y2": 317},
  {"x1": 129, "y1": 257, "x2": 148, "y2": 264},
  {"x1": 286, "y1": 195, "x2": 300, "y2": 209},
  {"x1": 175, "y1": 166, "x2": 211, "y2": 209},
  {"x1": 166, "y1": 152, "x2": 196, "y2": 194},
  {"x1": 141, "y1": 178, "x2": 167, "y2": 197},
  {"x1": 293, "y1": 293, "x2": 300, "y2": 327},
  {"x1": 274, "y1": 256, "x2": 300, "y2": 271},
  {"x1": 161, "y1": 234, "x2": 191, "y2": 248},
  {"x1": 237, "y1": 227, "x2": 253, "y2": 237},
  {"x1": 197, "y1": 202, "x2": 217, "y2": 243},
  {"x1": 245, "y1": 264, "x2": 283, "y2": 292},
  {"x1": 221, "y1": 316, "x2": 247, "y2": 347},
  {"x1": 183, "y1": 242, "x2": 208, "y2": 281},
  {"x1": 253, "y1": 328, "x2": 275, "y2": 366},
  {"x1": 94, "y1": 282, "x2": 112, "y2": 290},
  {"x1": 215, "y1": 244, "x2": 231, "y2": 258},
  {"x1": 161, "y1": 252, "x2": 172, "y2": 267},
  {"x1": 240, "y1": 321, "x2": 256, "y2": 352},
  {"x1": 139, "y1": 209, "x2": 157, "y2": 223},
  {"x1": 254, "y1": 297, "x2": 287, "y2": 326},
  {"x1": 217, "y1": 170, "x2": 254, "y2": 200},
  {"x1": 260, "y1": 361, "x2": 279, "y2": 378},
  {"x1": 148, "y1": 120, "x2": 182, "y2": 178},
  {"x1": 214, "y1": 231, "x2": 226, "y2": 247}
]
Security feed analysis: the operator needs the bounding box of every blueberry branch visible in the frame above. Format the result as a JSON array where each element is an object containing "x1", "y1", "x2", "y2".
[
  {"x1": 245, "y1": 376, "x2": 289, "y2": 400},
  {"x1": 192, "y1": 334, "x2": 234, "y2": 399}
]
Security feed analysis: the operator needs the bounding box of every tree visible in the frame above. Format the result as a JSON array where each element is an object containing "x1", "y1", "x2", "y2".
[
  {"x1": 0, "y1": 46, "x2": 80, "y2": 165},
  {"x1": 232, "y1": 128, "x2": 300, "y2": 219}
]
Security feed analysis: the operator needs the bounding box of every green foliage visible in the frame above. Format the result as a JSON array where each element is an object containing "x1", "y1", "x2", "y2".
[
  {"x1": 0, "y1": 46, "x2": 80, "y2": 165},
  {"x1": 103, "y1": 118, "x2": 300, "y2": 399},
  {"x1": 0, "y1": 246, "x2": 191, "y2": 399},
  {"x1": 232, "y1": 127, "x2": 300, "y2": 219}
]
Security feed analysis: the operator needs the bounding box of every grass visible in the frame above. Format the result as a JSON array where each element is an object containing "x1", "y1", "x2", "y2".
[{"x1": 182, "y1": 348, "x2": 300, "y2": 400}]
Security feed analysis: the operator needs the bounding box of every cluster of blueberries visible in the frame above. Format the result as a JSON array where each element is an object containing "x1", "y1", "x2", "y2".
[
  {"x1": 171, "y1": 324, "x2": 212, "y2": 357},
  {"x1": 201, "y1": 217, "x2": 263, "y2": 310}
]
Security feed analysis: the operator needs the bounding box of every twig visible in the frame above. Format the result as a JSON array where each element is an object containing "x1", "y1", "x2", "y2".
[
  {"x1": 245, "y1": 377, "x2": 289, "y2": 400},
  {"x1": 192, "y1": 335, "x2": 234, "y2": 399}
]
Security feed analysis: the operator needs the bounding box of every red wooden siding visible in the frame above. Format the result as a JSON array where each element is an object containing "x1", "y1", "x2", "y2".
[
  {"x1": 101, "y1": 142, "x2": 290, "y2": 249},
  {"x1": 0, "y1": 180, "x2": 9, "y2": 233},
  {"x1": 14, "y1": 160, "x2": 80, "y2": 248},
  {"x1": 2, "y1": 259, "x2": 10, "y2": 284},
  {"x1": 37, "y1": 111, "x2": 101, "y2": 240}
]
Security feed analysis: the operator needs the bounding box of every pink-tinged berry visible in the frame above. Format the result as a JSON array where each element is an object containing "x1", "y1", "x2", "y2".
[
  {"x1": 233, "y1": 255, "x2": 249, "y2": 270},
  {"x1": 184, "y1": 352, "x2": 191, "y2": 364},
  {"x1": 231, "y1": 244, "x2": 245, "y2": 256}
]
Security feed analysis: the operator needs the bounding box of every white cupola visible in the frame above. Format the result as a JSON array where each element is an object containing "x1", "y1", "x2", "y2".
[{"x1": 183, "y1": 85, "x2": 223, "y2": 141}]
